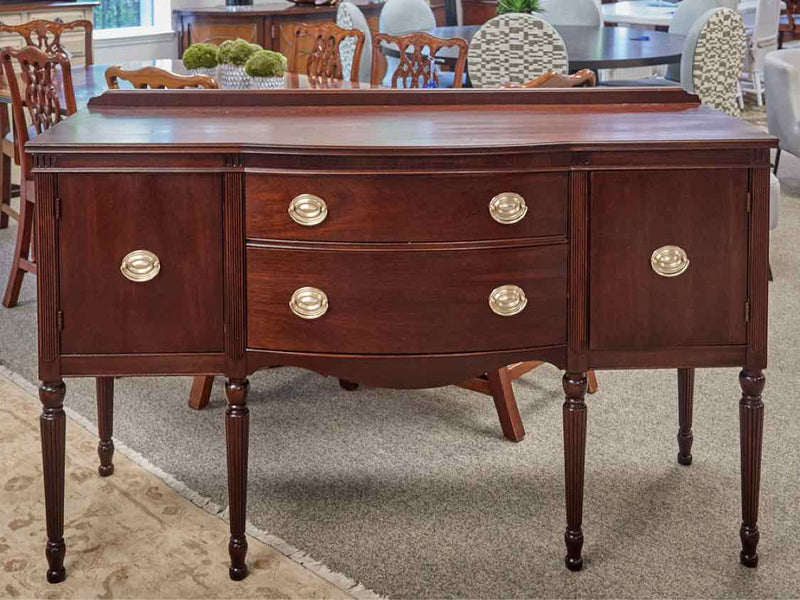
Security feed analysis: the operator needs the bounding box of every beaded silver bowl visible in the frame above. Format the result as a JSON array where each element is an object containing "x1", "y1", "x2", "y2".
[
  {"x1": 250, "y1": 76, "x2": 286, "y2": 89},
  {"x1": 218, "y1": 64, "x2": 250, "y2": 89}
]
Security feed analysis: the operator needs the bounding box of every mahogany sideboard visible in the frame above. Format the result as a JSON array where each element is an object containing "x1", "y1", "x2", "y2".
[{"x1": 28, "y1": 88, "x2": 774, "y2": 583}]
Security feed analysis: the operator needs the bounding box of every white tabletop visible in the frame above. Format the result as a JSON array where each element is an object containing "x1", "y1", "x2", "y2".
[{"x1": 601, "y1": 0, "x2": 780, "y2": 28}]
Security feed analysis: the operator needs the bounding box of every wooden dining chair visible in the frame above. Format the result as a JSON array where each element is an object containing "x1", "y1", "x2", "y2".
[
  {"x1": 105, "y1": 65, "x2": 219, "y2": 90},
  {"x1": 371, "y1": 31, "x2": 467, "y2": 88},
  {"x1": 291, "y1": 22, "x2": 365, "y2": 83},
  {"x1": 501, "y1": 69, "x2": 597, "y2": 88},
  {"x1": 0, "y1": 18, "x2": 92, "y2": 238},
  {"x1": 1, "y1": 45, "x2": 76, "y2": 308}
]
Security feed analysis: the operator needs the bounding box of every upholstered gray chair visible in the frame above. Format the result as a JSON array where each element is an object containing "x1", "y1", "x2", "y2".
[
  {"x1": 467, "y1": 13, "x2": 568, "y2": 88},
  {"x1": 681, "y1": 7, "x2": 748, "y2": 117},
  {"x1": 665, "y1": 0, "x2": 726, "y2": 82},
  {"x1": 765, "y1": 49, "x2": 800, "y2": 173},
  {"x1": 740, "y1": 0, "x2": 781, "y2": 106},
  {"x1": 539, "y1": 0, "x2": 601, "y2": 27},
  {"x1": 337, "y1": 0, "x2": 373, "y2": 83}
]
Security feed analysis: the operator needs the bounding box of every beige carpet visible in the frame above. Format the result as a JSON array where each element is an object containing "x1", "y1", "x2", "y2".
[{"x1": 0, "y1": 373, "x2": 353, "y2": 599}]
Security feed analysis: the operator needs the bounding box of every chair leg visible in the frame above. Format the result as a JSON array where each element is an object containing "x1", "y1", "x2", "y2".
[
  {"x1": 2, "y1": 195, "x2": 34, "y2": 308},
  {"x1": 0, "y1": 105, "x2": 10, "y2": 231},
  {"x1": 188, "y1": 376, "x2": 214, "y2": 410},
  {"x1": 754, "y1": 71, "x2": 764, "y2": 107},
  {"x1": 768, "y1": 261, "x2": 774, "y2": 282},
  {"x1": 774, "y1": 148, "x2": 781, "y2": 175},
  {"x1": 487, "y1": 368, "x2": 525, "y2": 442},
  {"x1": 586, "y1": 370, "x2": 599, "y2": 394}
]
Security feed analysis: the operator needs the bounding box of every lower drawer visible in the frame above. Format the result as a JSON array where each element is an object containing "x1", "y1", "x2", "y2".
[{"x1": 247, "y1": 244, "x2": 567, "y2": 354}]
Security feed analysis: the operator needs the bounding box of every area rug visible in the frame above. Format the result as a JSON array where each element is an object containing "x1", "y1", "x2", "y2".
[{"x1": 1, "y1": 107, "x2": 799, "y2": 598}]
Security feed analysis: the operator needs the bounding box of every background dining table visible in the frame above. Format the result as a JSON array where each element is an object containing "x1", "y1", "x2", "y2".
[{"x1": 384, "y1": 25, "x2": 685, "y2": 71}]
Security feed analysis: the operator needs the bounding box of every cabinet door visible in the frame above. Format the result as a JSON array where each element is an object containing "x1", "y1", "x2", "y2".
[
  {"x1": 58, "y1": 174, "x2": 224, "y2": 355},
  {"x1": 589, "y1": 169, "x2": 749, "y2": 351}
]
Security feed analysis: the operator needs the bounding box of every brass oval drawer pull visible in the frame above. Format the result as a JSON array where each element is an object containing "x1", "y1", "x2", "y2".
[
  {"x1": 289, "y1": 286, "x2": 329, "y2": 319},
  {"x1": 651, "y1": 245, "x2": 690, "y2": 278},
  {"x1": 489, "y1": 284, "x2": 527, "y2": 317},
  {"x1": 489, "y1": 192, "x2": 528, "y2": 224},
  {"x1": 120, "y1": 250, "x2": 160, "y2": 283},
  {"x1": 289, "y1": 193, "x2": 328, "y2": 226}
]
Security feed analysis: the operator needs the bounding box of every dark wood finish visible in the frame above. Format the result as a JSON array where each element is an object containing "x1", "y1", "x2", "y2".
[
  {"x1": 292, "y1": 22, "x2": 364, "y2": 83},
  {"x1": 677, "y1": 367, "x2": 694, "y2": 466},
  {"x1": 39, "y1": 379, "x2": 66, "y2": 584},
  {"x1": 739, "y1": 368, "x2": 765, "y2": 568},
  {"x1": 383, "y1": 25, "x2": 685, "y2": 72},
  {"x1": 247, "y1": 244, "x2": 567, "y2": 354},
  {"x1": 502, "y1": 69, "x2": 596, "y2": 88},
  {"x1": 105, "y1": 65, "x2": 219, "y2": 90},
  {"x1": 27, "y1": 90, "x2": 774, "y2": 582},
  {"x1": 0, "y1": 18, "x2": 93, "y2": 65},
  {"x1": 246, "y1": 172, "x2": 567, "y2": 242},
  {"x1": 590, "y1": 169, "x2": 749, "y2": 351},
  {"x1": 460, "y1": 0, "x2": 497, "y2": 25},
  {"x1": 225, "y1": 378, "x2": 250, "y2": 580},
  {"x1": 0, "y1": 2, "x2": 98, "y2": 11},
  {"x1": 372, "y1": 31, "x2": 467, "y2": 88},
  {"x1": 95, "y1": 376, "x2": 114, "y2": 476},
  {"x1": 173, "y1": 1, "x2": 383, "y2": 75},
  {"x1": 57, "y1": 174, "x2": 225, "y2": 355},
  {"x1": 562, "y1": 372, "x2": 587, "y2": 571},
  {"x1": 1, "y1": 45, "x2": 75, "y2": 308},
  {"x1": 0, "y1": 105, "x2": 10, "y2": 229}
]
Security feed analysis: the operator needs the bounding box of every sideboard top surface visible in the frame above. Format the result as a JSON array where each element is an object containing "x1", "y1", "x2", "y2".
[{"x1": 28, "y1": 89, "x2": 776, "y2": 153}]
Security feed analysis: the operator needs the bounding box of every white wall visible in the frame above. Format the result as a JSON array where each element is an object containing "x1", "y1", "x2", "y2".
[{"x1": 95, "y1": 32, "x2": 178, "y2": 63}]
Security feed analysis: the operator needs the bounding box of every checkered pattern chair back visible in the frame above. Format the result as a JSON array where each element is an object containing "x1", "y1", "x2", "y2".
[
  {"x1": 467, "y1": 13, "x2": 568, "y2": 89},
  {"x1": 337, "y1": 0, "x2": 373, "y2": 83},
  {"x1": 680, "y1": 8, "x2": 748, "y2": 117}
]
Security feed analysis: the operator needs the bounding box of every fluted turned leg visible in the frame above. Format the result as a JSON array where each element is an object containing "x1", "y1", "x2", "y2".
[
  {"x1": 562, "y1": 372, "x2": 588, "y2": 571},
  {"x1": 39, "y1": 380, "x2": 67, "y2": 584},
  {"x1": 225, "y1": 378, "x2": 250, "y2": 581},
  {"x1": 739, "y1": 369, "x2": 765, "y2": 568},
  {"x1": 96, "y1": 377, "x2": 115, "y2": 477},
  {"x1": 677, "y1": 368, "x2": 695, "y2": 466}
]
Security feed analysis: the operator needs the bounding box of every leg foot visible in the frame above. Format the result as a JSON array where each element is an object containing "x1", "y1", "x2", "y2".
[
  {"x1": 225, "y1": 378, "x2": 250, "y2": 581},
  {"x1": 338, "y1": 379, "x2": 359, "y2": 391},
  {"x1": 39, "y1": 380, "x2": 67, "y2": 584},
  {"x1": 562, "y1": 372, "x2": 588, "y2": 572},
  {"x1": 677, "y1": 368, "x2": 694, "y2": 466},
  {"x1": 96, "y1": 377, "x2": 114, "y2": 477},
  {"x1": 739, "y1": 369, "x2": 764, "y2": 568}
]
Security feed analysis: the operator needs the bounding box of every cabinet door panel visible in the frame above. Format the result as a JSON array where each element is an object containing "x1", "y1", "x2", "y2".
[
  {"x1": 589, "y1": 169, "x2": 749, "y2": 351},
  {"x1": 58, "y1": 174, "x2": 224, "y2": 355}
]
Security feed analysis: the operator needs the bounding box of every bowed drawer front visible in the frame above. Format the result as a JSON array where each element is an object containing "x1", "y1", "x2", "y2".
[
  {"x1": 246, "y1": 244, "x2": 568, "y2": 354},
  {"x1": 57, "y1": 174, "x2": 225, "y2": 355},
  {"x1": 246, "y1": 172, "x2": 568, "y2": 242}
]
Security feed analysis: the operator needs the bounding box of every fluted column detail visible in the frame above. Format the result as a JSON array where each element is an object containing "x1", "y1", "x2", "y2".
[
  {"x1": 739, "y1": 369, "x2": 764, "y2": 568},
  {"x1": 225, "y1": 378, "x2": 250, "y2": 581},
  {"x1": 96, "y1": 377, "x2": 115, "y2": 477},
  {"x1": 562, "y1": 372, "x2": 588, "y2": 571},
  {"x1": 39, "y1": 380, "x2": 67, "y2": 583},
  {"x1": 677, "y1": 368, "x2": 695, "y2": 466}
]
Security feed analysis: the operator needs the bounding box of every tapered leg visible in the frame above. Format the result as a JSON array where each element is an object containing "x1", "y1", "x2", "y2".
[
  {"x1": 739, "y1": 369, "x2": 765, "y2": 568},
  {"x1": 586, "y1": 370, "x2": 599, "y2": 395},
  {"x1": 188, "y1": 375, "x2": 214, "y2": 410},
  {"x1": 338, "y1": 379, "x2": 359, "y2": 391},
  {"x1": 774, "y1": 148, "x2": 781, "y2": 175},
  {"x1": 96, "y1": 377, "x2": 114, "y2": 477},
  {"x1": 39, "y1": 380, "x2": 67, "y2": 584},
  {"x1": 487, "y1": 368, "x2": 525, "y2": 442},
  {"x1": 225, "y1": 378, "x2": 250, "y2": 581},
  {"x1": 677, "y1": 368, "x2": 695, "y2": 466},
  {"x1": 0, "y1": 105, "x2": 10, "y2": 230},
  {"x1": 562, "y1": 372, "x2": 588, "y2": 571}
]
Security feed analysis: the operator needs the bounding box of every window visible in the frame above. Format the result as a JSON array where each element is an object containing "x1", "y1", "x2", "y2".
[{"x1": 95, "y1": 0, "x2": 155, "y2": 30}]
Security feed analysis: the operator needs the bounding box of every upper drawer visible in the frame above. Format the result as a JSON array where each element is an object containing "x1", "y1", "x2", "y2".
[
  {"x1": 247, "y1": 243, "x2": 567, "y2": 354},
  {"x1": 246, "y1": 172, "x2": 568, "y2": 242}
]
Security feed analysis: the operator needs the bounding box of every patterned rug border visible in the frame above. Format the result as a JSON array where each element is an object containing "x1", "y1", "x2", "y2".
[{"x1": 0, "y1": 363, "x2": 383, "y2": 600}]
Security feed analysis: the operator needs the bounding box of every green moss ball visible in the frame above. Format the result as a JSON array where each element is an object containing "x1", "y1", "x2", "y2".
[
  {"x1": 182, "y1": 43, "x2": 219, "y2": 69},
  {"x1": 218, "y1": 39, "x2": 262, "y2": 66},
  {"x1": 245, "y1": 50, "x2": 288, "y2": 78}
]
